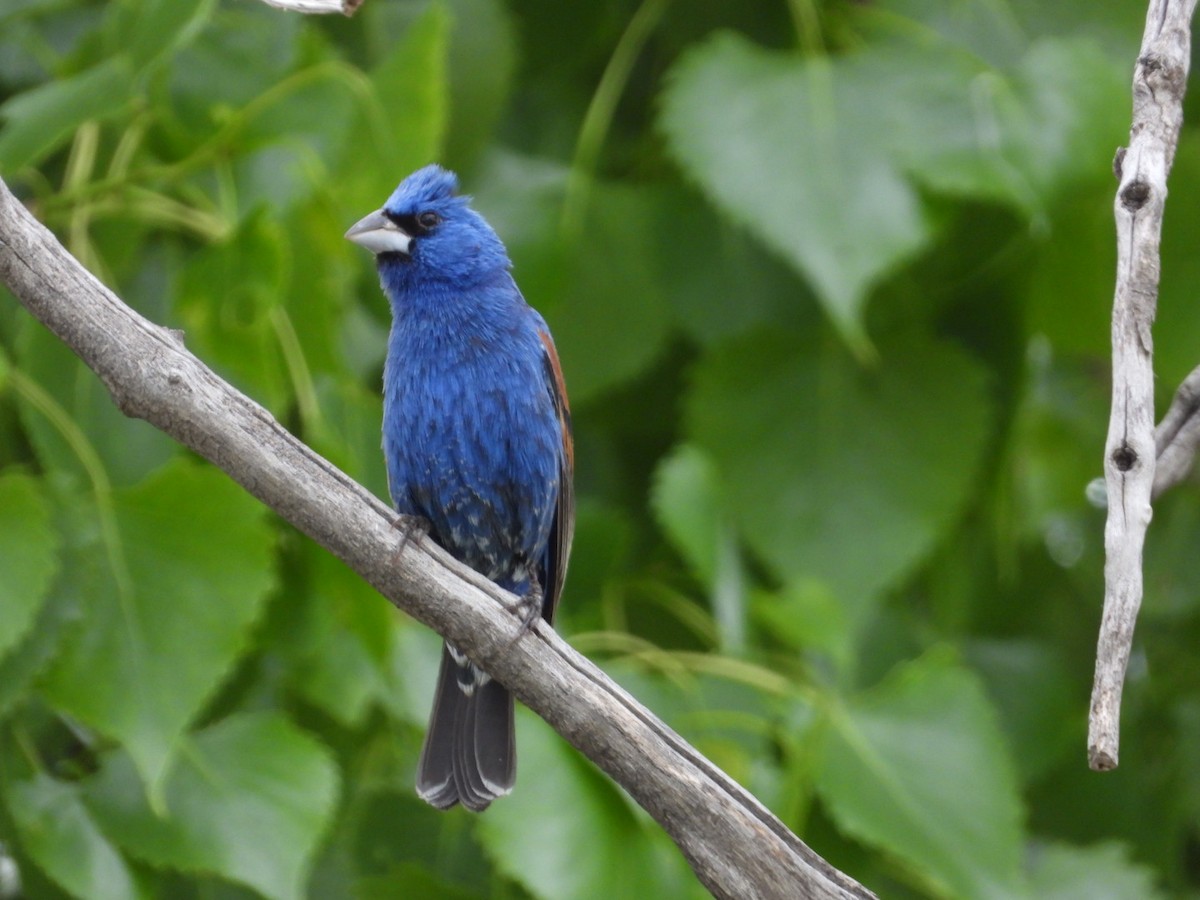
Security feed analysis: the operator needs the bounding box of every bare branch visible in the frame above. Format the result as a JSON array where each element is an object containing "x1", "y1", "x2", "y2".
[
  {"x1": 257, "y1": 0, "x2": 363, "y2": 15},
  {"x1": 1090, "y1": 0, "x2": 1198, "y2": 772},
  {"x1": 1153, "y1": 363, "x2": 1200, "y2": 497},
  {"x1": 0, "y1": 179, "x2": 875, "y2": 899}
]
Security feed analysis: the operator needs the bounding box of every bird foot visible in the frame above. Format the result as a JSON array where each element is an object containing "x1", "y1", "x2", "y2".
[
  {"x1": 504, "y1": 581, "x2": 543, "y2": 643},
  {"x1": 391, "y1": 514, "x2": 431, "y2": 556}
]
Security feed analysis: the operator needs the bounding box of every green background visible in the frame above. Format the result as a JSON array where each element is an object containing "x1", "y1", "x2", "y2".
[{"x1": 0, "y1": 0, "x2": 1197, "y2": 897}]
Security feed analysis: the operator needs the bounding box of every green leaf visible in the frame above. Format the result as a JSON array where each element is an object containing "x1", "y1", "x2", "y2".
[
  {"x1": 1026, "y1": 190, "x2": 1114, "y2": 359},
  {"x1": 0, "y1": 57, "x2": 135, "y2": 171},
  {"x1": 545, "y1": 499, "x2": 631, "y2": 634},
  {"x1": 1008, "y1": 0, "x2": 1145, "y2": 53},
  {"x1": 650, "y1": 444, "x2": 724, "y2": 587},
  {"x1": 967, "y1": 639, "x2": 1077, "y2": 783},
  {"x1": 472, "y1": 151, "x2": 570, "y2": 263},
  {"x1": 1, "y1": 0, "x2": 63, "y2": 25},
  {"x1": 545, "y1": 185, "x2": 673, "y2": 403},
  {"x1": 173, "y1": 212, "x2": 292, "y2": 413},
  {"x1": 753, "y1": 579, "x2": 851, "y2": 673},
  {"x1": 85, "y1": 713, "x2": 339, "y2": 900},
  {"x1": 993, "y1": 39, "x2": 1127, "y2": 198},
  {"x1": 651, "y1": 444, "x2": 746, "y2": 650},
  {"x1": 377, "y1": 625, "x2": 442, "y2": 727},
  {"x1": 237, "y1": 69, "x2": 360, "y2": 179},
  {"x1": 0, "y1": 476, "x2": 90, "y2": 722},
  {"x1": 1028, "y1": 842, "x2": 1164, "y2": 899},
  {"x1": 0, "y1": 586, "x2": 76, "y2": 720},
  {"x1": 863, "y1": 0, "x2": 1026, "y2": 67},
  {"x1": 368, "y1": 3, "x2": 449, "y2": 166},
  {"x1": 337, "y1": 4, "x2": 450, "y2": 217},
  {"x1": 1144, "y1": 494, "x2": 1200, "y2": 619},
  {"x1": 882, "y1": 40, "x2": 1124, "y2": 213},
  {"x1": 7, "y1": 773, "x2": 146, "y2": 900},
  {"x1": 41, "y1": 461, "x2": 275, "y2": 792},
  {"x1": 476, "y1": 715, "x2": 692, "y2": 900},
  {"x1": 661, "y1": 34, "x2": 931, "y2": 351},
  {"x1": 103, "y1": 0, "x2": 216, "y2": 73},
  {"x1": 660, "y1": 31, "x2": 1125, "y2": 351},
  {"x1": 167, "y1": 4, "x2": 301, "y2": 122},
  {"x1": 347, "y1": 789, "x2": 494, "y2": 895},
  {"x1": 471, "y1": 158, "x2": 675, "y2": 402},
  {"x1": 686, "y1": 329, "x2": 992, "y2": 624},
  {"x1": 1008, "y1": 343, "x2": 1109, "y2": 541},
  {"x1": 654, "y1": 188, "x2": 818, "y2": 349},
  {"x1": 308, "y1": 376, "x2": 388, "y2": 498},
  {"x1": 598, "y1": 661, "x2": 787, "y2": 808},
  {"x1": 353, "y1": 865, "x2": 480, "y2": 900},
  {"x1": 15, "y1": 323, "x2": 176, "y2": 489},
  {"x1": 442, "y1": 0, "x2": 518, "y2": 167},
  {"x1": 277, "y1": 214, "x2": 361, "y2": 385},
  {"x1": 0, "y1": 472, "x2": 58, "y2": 661},
  {"x1": 815, "y1": 650, "x2": 1025, "y2": 898},
  {"x1": 283, "y1": 541, "x2": 396, "y2": 728}
]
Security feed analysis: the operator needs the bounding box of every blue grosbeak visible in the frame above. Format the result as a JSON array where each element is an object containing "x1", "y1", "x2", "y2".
[{"x1": 346, "y1": 165, "x2": 574, "y2": 811}]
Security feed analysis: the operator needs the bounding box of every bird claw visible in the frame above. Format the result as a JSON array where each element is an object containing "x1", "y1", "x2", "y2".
[
  {"x1": 504, "y1": 581, "x2": 543, "y2": 644},
  {"x1": 391, "y1": 514, "x2": 431, "y2": 556}
]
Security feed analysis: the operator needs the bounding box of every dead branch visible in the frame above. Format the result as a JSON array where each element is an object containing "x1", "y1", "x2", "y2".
[
  {"x1": 1089, "y1": 0, "x2": 1198, "y2": 771},
  {"x1": 0, "y1": 177, "x2": 874, "y2": 900}
]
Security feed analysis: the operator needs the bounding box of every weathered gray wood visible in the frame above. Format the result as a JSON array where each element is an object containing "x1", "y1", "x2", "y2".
[
  {"x1": 1153, "y1": 364, "x2": 1200, "y2": 498},
  {"x1": 1090, "y1": 0, "x2": 1198, "y2": 771},
  {"x1": 0, "y1": 177, "x2": 875, "y2": 900},
  {"x1": 258, "y1": 0, "x2": 362, "y2": 15}
]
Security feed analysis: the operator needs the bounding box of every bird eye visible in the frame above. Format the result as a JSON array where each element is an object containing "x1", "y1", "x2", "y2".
[{"x1": 417, "y1": 211, "x2": 441, "y2": 229}]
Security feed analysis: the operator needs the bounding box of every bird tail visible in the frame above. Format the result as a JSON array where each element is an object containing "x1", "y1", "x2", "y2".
[{"x1": 416, "y1": 643, "x2": 515, "y2": 812}]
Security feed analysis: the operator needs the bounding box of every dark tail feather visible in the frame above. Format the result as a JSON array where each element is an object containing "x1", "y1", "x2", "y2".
[{"x1": 416, "y1": 644, "x2": 515, "y2": 812}]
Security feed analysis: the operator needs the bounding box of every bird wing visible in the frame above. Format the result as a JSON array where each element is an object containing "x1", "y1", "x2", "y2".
[{"x1": 537, "y1": 327, "x2": 574, "y2": 625}]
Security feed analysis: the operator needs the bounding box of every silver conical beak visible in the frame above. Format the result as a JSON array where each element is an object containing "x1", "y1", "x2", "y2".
[{"x1": 345, "y1": 209, "x2": 412, "y2": 255}]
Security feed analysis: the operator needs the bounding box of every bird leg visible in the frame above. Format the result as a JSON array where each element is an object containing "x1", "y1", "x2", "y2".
[
  {"x1": 391, "y1": 514, "x2": 431, "y2": 557},
  {"x1": 504, "y1": 573, "x2": 543, "y2": 642}
]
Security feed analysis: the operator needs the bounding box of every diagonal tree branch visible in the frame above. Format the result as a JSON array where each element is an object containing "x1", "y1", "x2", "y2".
[
  {"x1": 0, "y1": 178, "x2": 875, "y2": 899},
  {"x1": 1090, "y1": 0, "x2": 1198, "y2": 772}
]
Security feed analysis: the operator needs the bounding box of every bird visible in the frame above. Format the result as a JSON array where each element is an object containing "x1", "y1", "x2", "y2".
[{"x1": 345, "y1": 165, "x2": 574, "y2": 811}]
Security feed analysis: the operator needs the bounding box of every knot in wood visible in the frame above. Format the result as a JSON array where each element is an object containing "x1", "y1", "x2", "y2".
[
  {"x1": 1139, "y1": 52, "x2": 1186, "y2": 92},
  {"x1": 1111, "y1": 444, "x2": 1138, "y2": 472},
  {"x1": 1137, "y1": 53, "x2": 1161, "y2": 75},
  {"x1": 1120, "y1": 180, "x2": 1151, "y2": 211}
]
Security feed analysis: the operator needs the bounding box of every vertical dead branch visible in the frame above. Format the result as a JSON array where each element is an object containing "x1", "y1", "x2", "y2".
[{"x1": 1089, "y1": 0, "x2": 1198, "y2": 771}]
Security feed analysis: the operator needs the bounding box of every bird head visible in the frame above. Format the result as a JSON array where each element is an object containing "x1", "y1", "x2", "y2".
[{"x1": 345, "y1": 165, "x2": 509, "y2": 285}]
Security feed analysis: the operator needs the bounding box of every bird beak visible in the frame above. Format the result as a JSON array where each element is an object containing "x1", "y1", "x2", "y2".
[{"x1": 345, "y1": 209, "x2": 412, "y2": 255}]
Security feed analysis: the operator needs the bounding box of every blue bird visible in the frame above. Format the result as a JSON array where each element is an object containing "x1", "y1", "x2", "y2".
[{"x1": 345, "y1": 165, "x2": 574, "y2": 811}]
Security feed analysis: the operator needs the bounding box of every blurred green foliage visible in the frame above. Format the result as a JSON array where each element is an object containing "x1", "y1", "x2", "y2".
[{"x1": 0, "y1": 0, "x2": 1198, "y2": 897}]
